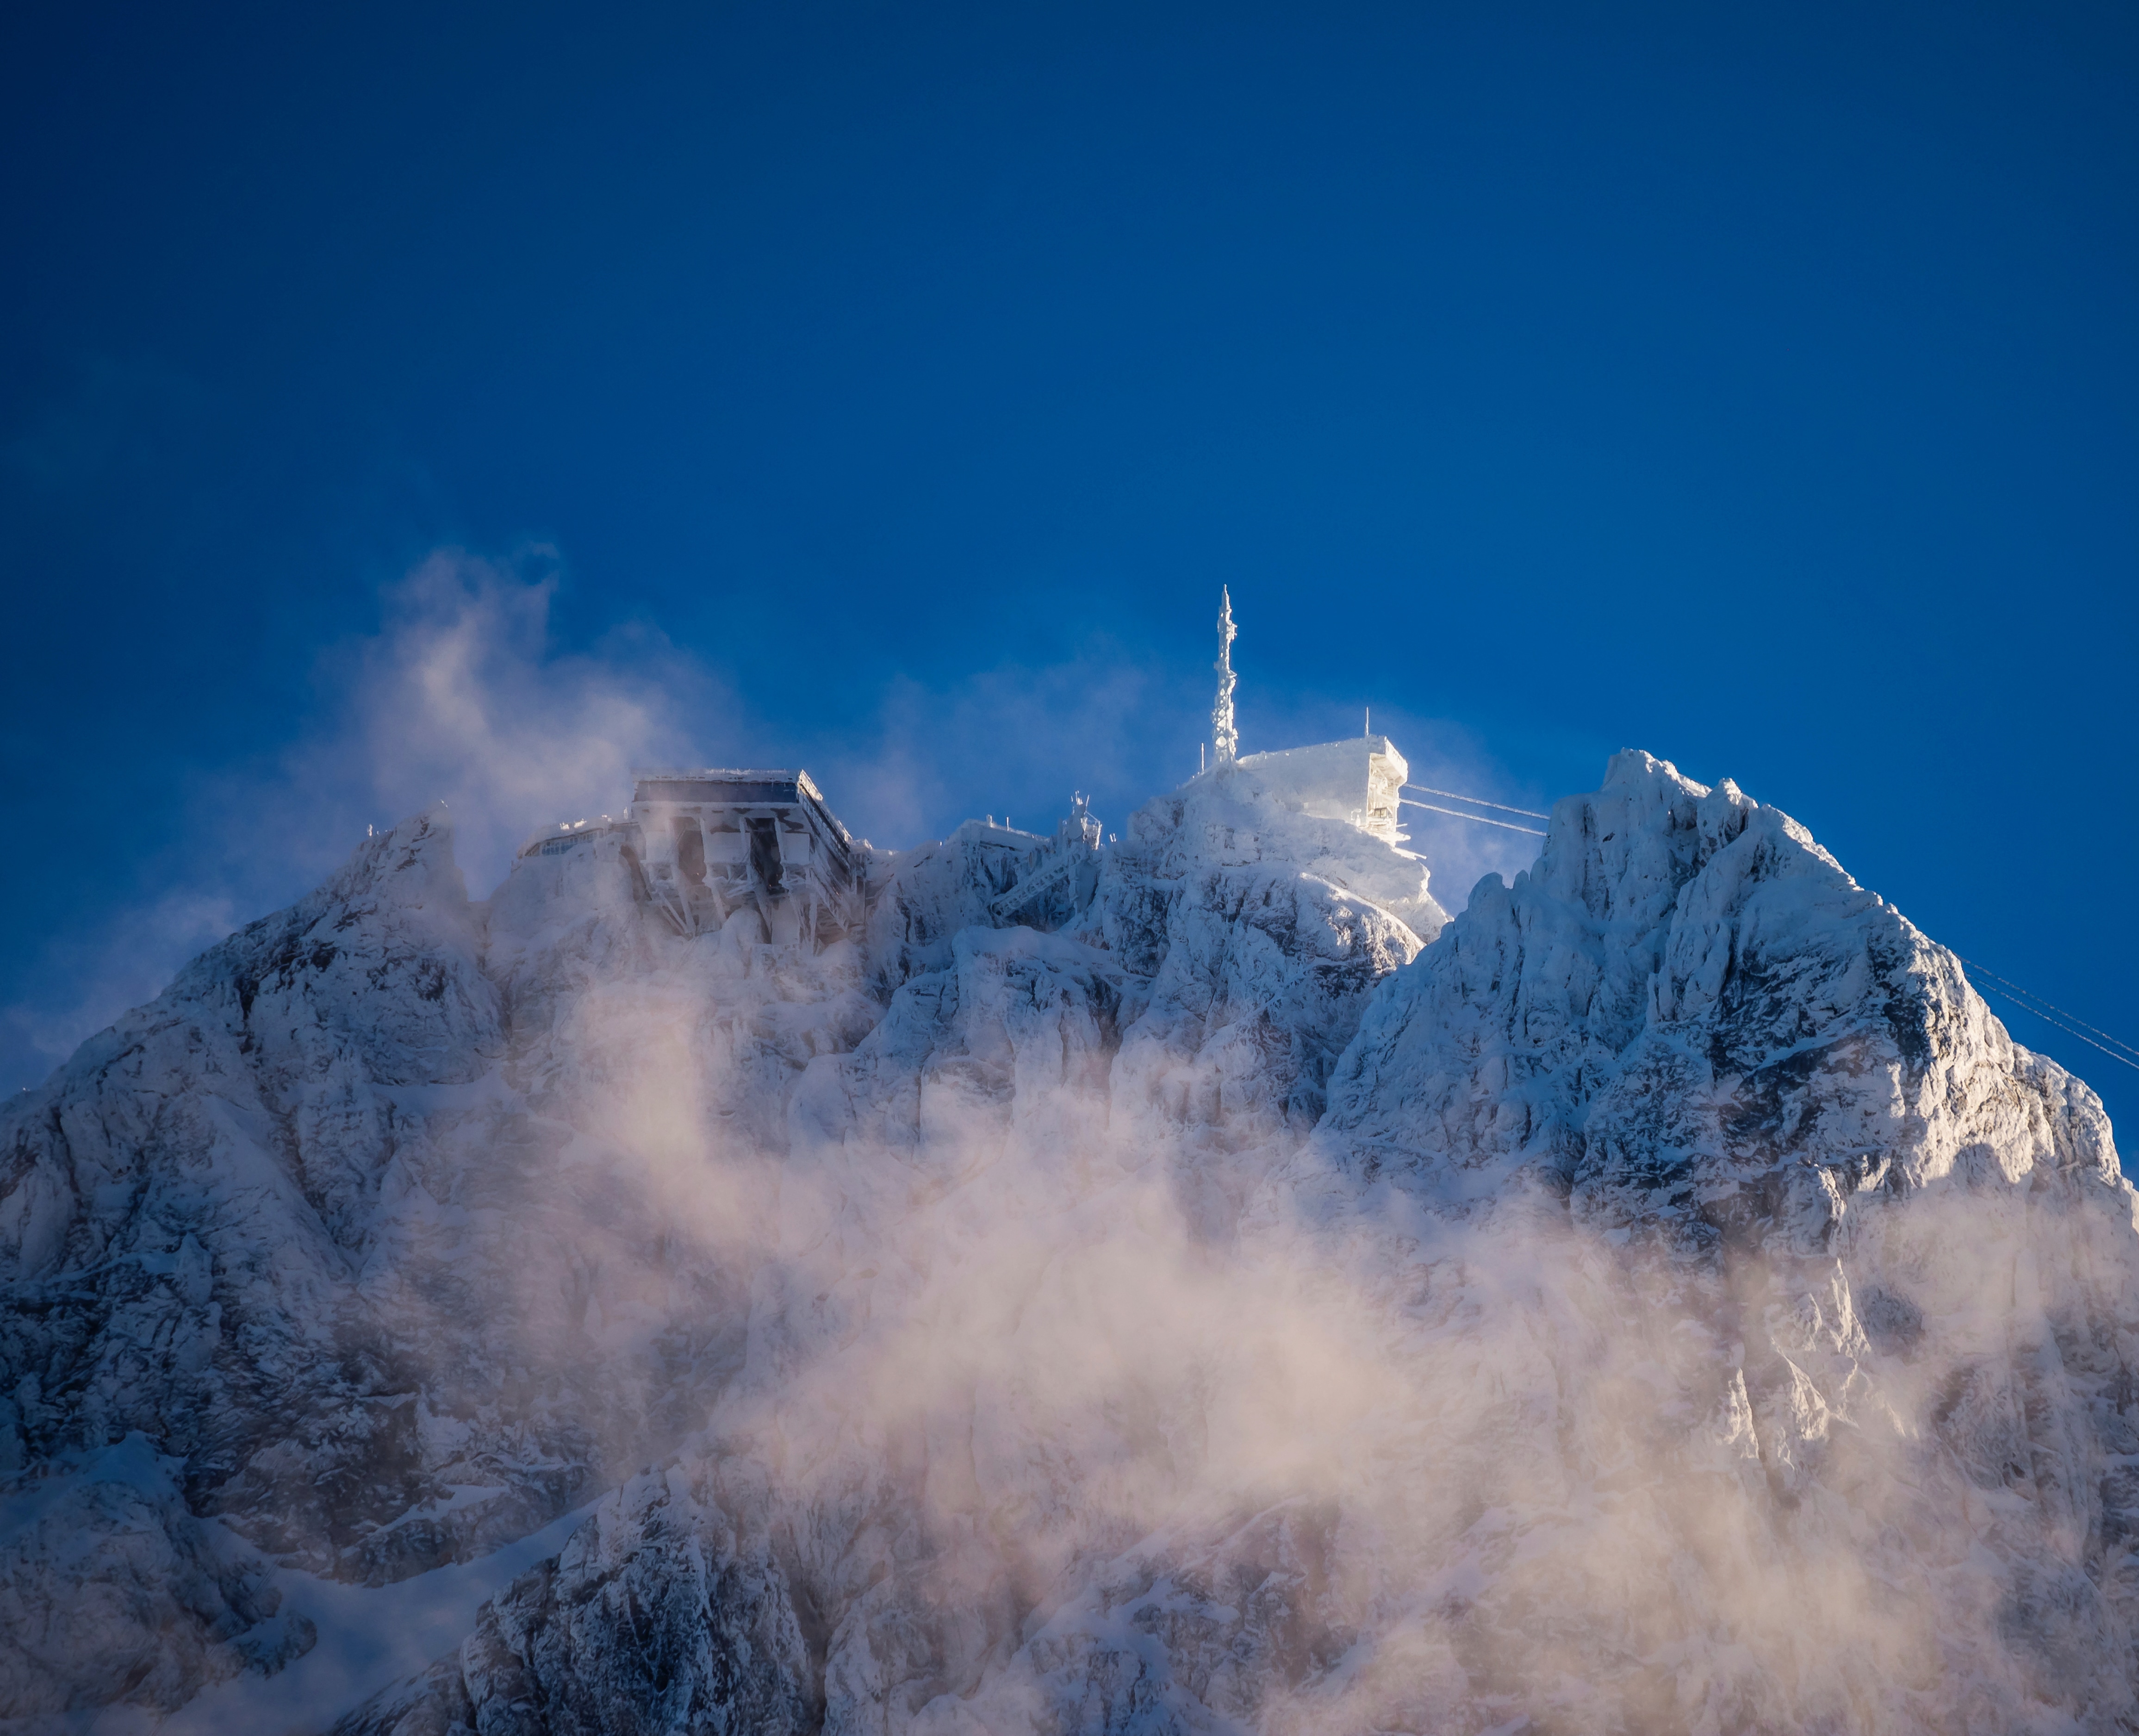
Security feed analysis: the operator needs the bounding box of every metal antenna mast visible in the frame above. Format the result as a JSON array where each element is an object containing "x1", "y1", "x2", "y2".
[{"x1": 1212, "y1": 587, "x2": 1238, "y2": 765}]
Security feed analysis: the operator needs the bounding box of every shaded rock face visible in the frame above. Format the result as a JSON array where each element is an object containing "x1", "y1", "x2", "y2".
[
  {"x1": 337, "y1": 1465, "x2": 817, "y2": 1736},
  {"x1": 6, "y1": 753, "x2": 2139, "y2": 1734},
  {"x1": 0, "y1": 810, "x2": 534, "y2": 1581},
  {"x1": 0, "y1": 1433, "x2": 311, "y2": 1715},
  {"x1": 0, "y1": 806, "x2": 873, "y2": 1711}
]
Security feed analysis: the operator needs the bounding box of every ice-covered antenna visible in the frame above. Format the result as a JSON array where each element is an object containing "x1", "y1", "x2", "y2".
[{"x1": 1212, "y1": 586, "x2": 1238, "y2": 765}]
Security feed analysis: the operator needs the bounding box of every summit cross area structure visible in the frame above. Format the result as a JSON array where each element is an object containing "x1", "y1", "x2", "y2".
[{"x1": 1212, "y1": 585, "x2": 1238, "y2": 765}]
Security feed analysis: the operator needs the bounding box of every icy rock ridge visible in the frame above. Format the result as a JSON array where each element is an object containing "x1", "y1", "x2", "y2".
[
  {"x1": 1323, "y1": 747, "x2": 2114, "y2": 1213},
  {"x1": 0, "y1": 769, "x2": 1425, "y2": 1721},
  {"x1": 336, "y1": 756, "x2": 2139, "y2": 1736},
  {"x1": 9, "y1": 751, "x2": 2139, "y2": 1734}
]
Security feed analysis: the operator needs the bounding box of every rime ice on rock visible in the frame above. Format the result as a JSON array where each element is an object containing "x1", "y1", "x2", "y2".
[
  {"x1": 26, "y1": 710, "x2": 2139, "y2": 1733},
  {"x1": 864, "y1": 796, "x2": 1110, "y2": 997}
]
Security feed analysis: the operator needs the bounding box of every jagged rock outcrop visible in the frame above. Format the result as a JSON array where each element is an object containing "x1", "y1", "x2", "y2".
[
  {"x1": 1284, "y1": 749, "x2": 2139, "y2": 1730},
  {"x1": 0, "y1": 805, "x2": 872, "y2": 1711},
  {"x1": 335, "y1": 1463, "x2": 816, "y2": 1736},
  {"x1": 6, "y1": 751, "x2": 2137, "y2": 1734}
]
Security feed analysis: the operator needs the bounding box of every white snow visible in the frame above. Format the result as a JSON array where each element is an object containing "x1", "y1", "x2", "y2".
[{"x1": 2, "y1": 747, "x2": 2136, "y2": 1735}]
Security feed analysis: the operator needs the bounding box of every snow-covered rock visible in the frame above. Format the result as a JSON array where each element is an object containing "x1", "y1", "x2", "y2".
[
  {"x1": 0, "y1": 804, "x2": 871, "y2": 1711},
  {"x1": 0, "y1": 1434, "x2": 309, "y2": 1715},
  {"x1": 6, "y1": 749, "x2": 2137, "y2": 1735}
]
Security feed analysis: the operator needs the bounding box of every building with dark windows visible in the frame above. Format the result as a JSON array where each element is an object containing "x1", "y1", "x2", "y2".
[
  {"x1": 516, "y1": 767, "x2": 862, "y2": 948},
  {"x1": 628, "y1": 767, "x2": 861, "y2": 945}
]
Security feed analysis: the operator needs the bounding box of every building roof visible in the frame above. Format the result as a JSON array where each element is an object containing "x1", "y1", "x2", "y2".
[{"x1": 628, "y1": 768, "x2": 854, "y2": 849}]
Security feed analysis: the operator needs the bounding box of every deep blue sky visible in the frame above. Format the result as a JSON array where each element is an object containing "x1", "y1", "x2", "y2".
[{"x1": 5, "y1": 2, "x2": 2137, "y2": 1139}]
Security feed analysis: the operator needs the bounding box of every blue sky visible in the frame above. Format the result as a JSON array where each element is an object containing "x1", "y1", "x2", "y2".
[{"x1": 4, "y1": 1, "x2": 2137, "y2": 1136}]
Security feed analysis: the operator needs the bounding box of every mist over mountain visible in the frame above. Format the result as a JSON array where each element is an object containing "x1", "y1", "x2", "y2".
[{"x1": 3, "y1": 734, "x2": 2135, "y2": 1735}]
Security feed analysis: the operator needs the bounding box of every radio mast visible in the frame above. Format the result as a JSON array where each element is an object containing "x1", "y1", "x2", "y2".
[{"x1": 1212, "y1": 587, "x2": 1238, "y2": 765}]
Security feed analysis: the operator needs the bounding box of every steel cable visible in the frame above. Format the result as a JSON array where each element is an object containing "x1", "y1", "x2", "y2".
[
  {"x1": 1403, "y1": 784, "x2": 1549, "y2": 820},
  {"x1": 1959, "y1": 958, "x2": 2139, "y2": 1071},
  {"x1": 1399, "y1": 799, "x2": 1545, "y2": 837}
]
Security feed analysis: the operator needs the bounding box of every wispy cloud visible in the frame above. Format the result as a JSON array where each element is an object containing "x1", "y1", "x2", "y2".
[
  {"x1": 2, "y1": 544, "x2": 1537, "y2": 1090},
  {"x1": 2, "y1": 548, "x2": 712, "y2": 1086}
]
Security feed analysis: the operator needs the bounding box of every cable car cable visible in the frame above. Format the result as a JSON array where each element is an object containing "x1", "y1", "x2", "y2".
[
  {"x1": 1965, "y1": 981, "x2": 2139, "y2": 1074},
  {"x1": 1398, "y1": 799, "x2": 1546, "y2": 837},
  {"x1": 1959, "y1": 959, "x2": 2139, "y2": 1066},
  {"x1": 1402, "y1": 784, "x2": 1549, "y2": 820}
]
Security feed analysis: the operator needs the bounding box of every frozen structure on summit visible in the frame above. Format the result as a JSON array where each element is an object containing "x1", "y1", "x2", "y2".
[
  {"x1": 987, "y1": 791, "x2": 1107, "y2": 921},
  {"x1": 1212, "y1": 585, "x2": 1239, "y2": 765},
  {"x1": 1235, "y1": 733, "x2": 1409, "y2": 844},
  {"x1": 516, "y1": 766, "x2": 862, "y2": 948},
  {"x1": 627, "y1": 765, "x2": 860, "y2": 946},
  {"x1": 502, "y1": 597, "x2": 1425, "y2": 977},
  {"x1": 1200, "y1": 584, "x2": 1405, "y2": 841},
  {"x1": 1195, "y1": 589, "x2": 1436, "y2": 927}
]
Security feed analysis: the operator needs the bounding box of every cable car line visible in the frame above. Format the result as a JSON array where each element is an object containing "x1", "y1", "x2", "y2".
[
  {"x1": 1403, "y1": 784, "x2": 1550, "y2": 820},
  {"x1": 1399, "y1": 799, "x2": 1546, "y2": 837},
  {"x1": 1381, "y1": 785, "x2": 2139, "y2": 1076},
  {"x1": 1960, "y1": 959, "x2": 2139, "y2": 1069},
  {"x1": 1965, "y1": 982, "x2": 2139, "y2": 1074}
]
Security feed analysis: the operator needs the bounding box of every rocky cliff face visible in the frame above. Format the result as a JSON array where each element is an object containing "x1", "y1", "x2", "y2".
[{"x1": 4, "y1": 752, "x2": 2135, "y2": 1734}]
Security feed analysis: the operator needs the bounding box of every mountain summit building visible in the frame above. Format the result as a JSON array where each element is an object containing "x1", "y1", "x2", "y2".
[
  {"x1": 1233, "y1": 736, "x2": 1408, "y2": 845},
  {"x1": 511, "y1": 597, "x2": 1413, "y2": 956},
  {"x1": 628, "y1": 767, "x2": 860, "y2": 944},
  {"x1": 518, "y1": 767, "x2": 862, "y2": 946}
]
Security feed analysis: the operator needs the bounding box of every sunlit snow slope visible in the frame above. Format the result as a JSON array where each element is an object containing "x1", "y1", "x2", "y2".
[{"x1": 4, "y1": 750, "x2": 2135, "y2": 1736}]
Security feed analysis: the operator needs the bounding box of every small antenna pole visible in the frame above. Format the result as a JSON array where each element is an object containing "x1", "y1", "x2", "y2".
[{"x1": 1212, "y1": 588, "x2": 1238, "y2": 765}]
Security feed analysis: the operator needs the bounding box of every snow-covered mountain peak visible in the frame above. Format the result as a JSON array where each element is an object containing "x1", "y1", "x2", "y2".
[
  {"x1": 328, "y1": 803, "x2": 468, "y2": 911},
  {"x1": 1526, "y1": 747, "x2": 1754, "y2": 928},
  {"x1": 1326, "y1": 747, "x2": 2118, "y2": 1225},
  {"x1": 6, "y1": 747, "x2": 2139, "y2": 1734}
]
